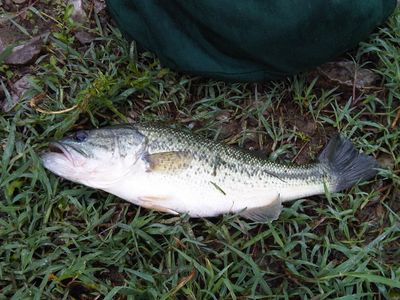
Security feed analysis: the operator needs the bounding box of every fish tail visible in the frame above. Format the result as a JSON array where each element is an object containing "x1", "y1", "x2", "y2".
[{"x1": 318, "y1": 135, "x2": 379, "y2": 192}]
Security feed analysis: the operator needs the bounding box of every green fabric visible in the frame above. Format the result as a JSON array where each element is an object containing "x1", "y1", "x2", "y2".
[{"x1": 106, "y1": 0, "x2": 396, "y2": 82}]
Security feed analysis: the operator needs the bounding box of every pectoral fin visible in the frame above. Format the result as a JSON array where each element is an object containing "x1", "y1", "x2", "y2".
[
  {"x1": 239, "y1": 194, "x2": 282, "y2": 223},
  {"x1": 144, "y1": 151, "x2": 192, "y2": 173}
]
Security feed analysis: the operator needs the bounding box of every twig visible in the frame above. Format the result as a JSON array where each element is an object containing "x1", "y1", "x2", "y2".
[
  {"x1": 29, "y1": 92, "x2": 46, "y2": 107},
  {"x1": 292, "y1": 140, "x2": 310, "y2": 163},
  {"x1": 169, "y1": 269, "x2": 196, "y2": 296},
  {"x1": 87, "y1": 0, "x2": 95, "y2": 20},
  {"x1": 391, "y1": 106, "x2": 400, "y2": 129},
  {"x1": 352, "y1": 65, "x2": 358, "y2": 104},
  {"x1": 34, "y1": 105, "x2": 78, "y2": 114},
  {"x1": 29, "y1": 93, "x2": 78, "y2": 114}
]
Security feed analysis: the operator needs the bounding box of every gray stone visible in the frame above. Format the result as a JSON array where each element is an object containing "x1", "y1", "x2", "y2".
[
  {"x1": 2, "y1": 75, "x2": 31, "y2": 112},
  {"x1": 13, "y1": 75, "x2": 31, "y2": 97},
  {"x1": 70, "y1": 0, "x2": 87, "y2": 23},
  {"x1": 0, "y1": 27, "x2": 24, "y2": 53},
  {"x1": 75, "y1": 31, "x2": 95, "y2": 44},
  {"x1": 4, "y1": 35, "x2": 45, "y2": 65},
  {"x1": 94, "y1": 0, "x2": 107, "y2": 14},
  {"x1": 317, "y1": 60, "x2": 379, "y2": 90},
  {"x1": 0, "y1": 37, "x2": 5, "y2": 52}
]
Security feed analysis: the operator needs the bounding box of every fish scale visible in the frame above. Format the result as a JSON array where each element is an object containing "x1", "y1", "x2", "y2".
[
  {"x1": 136, "y1": 123, "x2": 331, "y2": 189},
  {"x1": 41, "y1": 123, "x2": 379, "y2": 222}
]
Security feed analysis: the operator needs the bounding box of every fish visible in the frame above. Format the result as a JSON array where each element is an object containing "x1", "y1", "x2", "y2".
[{"x1": 41, "y1": 123, "x2": 379, "y2": 222}]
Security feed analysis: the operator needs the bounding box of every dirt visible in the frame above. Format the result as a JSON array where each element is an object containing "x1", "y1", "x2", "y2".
[
  {"x1": 1, "y1": 2, "x2": 395, "y2": 296},
  {"x1": 0, "y1": 0, "x2": 111, "y2": 112}
]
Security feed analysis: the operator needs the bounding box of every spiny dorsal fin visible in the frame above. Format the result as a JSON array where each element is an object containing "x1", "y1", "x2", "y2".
[
  {"x1": 145, "y1": 151, "x2": 193, "y2": 173},
  {"x1": 239, "y1": 194, "x2": 282, "y2": 222}
]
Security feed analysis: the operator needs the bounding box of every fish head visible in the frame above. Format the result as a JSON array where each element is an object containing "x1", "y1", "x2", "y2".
[{"x1": 41, "y1": 125, "x2": 147, "y2": 188}]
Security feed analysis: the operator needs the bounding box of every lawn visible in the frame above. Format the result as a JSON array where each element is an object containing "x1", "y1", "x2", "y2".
[{"x1": 0, "y1": 2, "x2": 399, "y2": 299}]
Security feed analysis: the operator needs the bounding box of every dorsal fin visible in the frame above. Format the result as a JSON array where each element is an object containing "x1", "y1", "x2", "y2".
[{"x1": 145, "y1": 151, "x2": 193, "y2": 173}]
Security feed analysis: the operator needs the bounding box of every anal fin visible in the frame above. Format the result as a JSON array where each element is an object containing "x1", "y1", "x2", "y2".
[
  {"x1": 139, "y1": 196, "x2": 178, "y2": 215},
  {"x1": 239, "y1": 194, "x2": 282, "y2": 223}
]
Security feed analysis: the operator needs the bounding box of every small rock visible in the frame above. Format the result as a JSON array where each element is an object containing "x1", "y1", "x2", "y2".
[
  {"x1": 293, "y1": 118, "x2": 317, "y2": 135},
  {"x1": 317, "y1": 60, "x2": 379, "y2": 90},
  {"x1": 377, "y1": 154, "x2": 395, "y2": 170},
  {"x1": 12, "y1": 75, "x2": 30, "y2": 97},
  {"x1": 219, "y1": 121, "x2": 241, "y2": 139},
  {"x1": 75, "y1": 31, "x2": 95, "y2": 44},
  {"x1": 94, "y1": 0, "x2": 107, "y2": 14},
  {"x1": 0, "y1": 38, "x2": 4, "y2": 51},
  {"x1": 4, "y1": 34, "x2": 47, "y2": 65},
  {"x1": 2, "y1": 75, "x2": 31, "y2": 112},
  {"x1": 70, "y1": 0, "x2": 87, "y2": 24},
  {"x1": 216, "y1": 111, "x2": 231, "y2": 122},
  {"x1": 0, "y1": 27, "x2": 25, "y2": 52}
]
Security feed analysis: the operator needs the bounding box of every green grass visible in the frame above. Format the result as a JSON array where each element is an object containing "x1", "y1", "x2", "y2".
[{"x1": 1, "y1": 3, "x2": 399, "y2": 299}]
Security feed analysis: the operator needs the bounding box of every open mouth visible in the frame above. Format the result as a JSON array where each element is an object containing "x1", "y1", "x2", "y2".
[{"x1": 48, "y1": 142, "x2": 73, "y2": 163}]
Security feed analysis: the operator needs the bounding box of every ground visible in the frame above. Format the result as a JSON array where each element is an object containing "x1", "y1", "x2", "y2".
[{"x1": 0, "y1": 1, "x2": 399, "y2": 299}]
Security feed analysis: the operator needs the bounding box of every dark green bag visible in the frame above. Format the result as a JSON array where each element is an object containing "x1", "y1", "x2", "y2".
[{"x1": 106, "y1": 1, "x2": 396, "y2": 82}]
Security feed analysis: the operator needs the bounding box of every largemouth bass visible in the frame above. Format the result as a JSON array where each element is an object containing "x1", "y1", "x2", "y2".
[{"x1": 41, "y1": 123, "x2": 378, "y2": 222}]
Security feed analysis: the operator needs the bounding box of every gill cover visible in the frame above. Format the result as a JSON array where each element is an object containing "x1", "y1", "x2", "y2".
[{"x1": 42, "y1": 125, "x2": 148, "y2": 188}]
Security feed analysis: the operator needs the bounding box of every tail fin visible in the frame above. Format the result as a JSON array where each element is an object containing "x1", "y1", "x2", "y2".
[{"x1": 318, "y1": 135, "x2": 379, "y2": 192}]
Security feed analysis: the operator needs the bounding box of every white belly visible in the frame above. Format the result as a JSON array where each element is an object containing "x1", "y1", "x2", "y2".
[{"x1": 103, "y1": 171, "x2": 280, "y2": 218}]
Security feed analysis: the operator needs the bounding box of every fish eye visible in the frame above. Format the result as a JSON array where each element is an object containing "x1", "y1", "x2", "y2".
[{"x1": 74, "y1": 131, "x2": 88, "y2": 142}]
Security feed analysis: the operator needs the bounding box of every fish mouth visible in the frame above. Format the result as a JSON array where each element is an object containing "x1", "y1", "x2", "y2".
[{"x1": 48, "y1": 142, "x2": 74, "y2": 163}]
